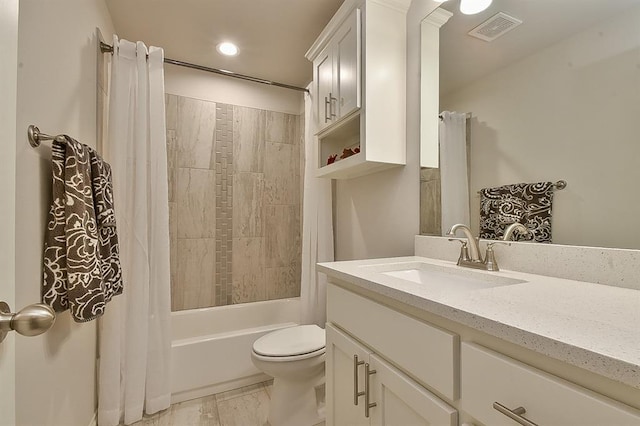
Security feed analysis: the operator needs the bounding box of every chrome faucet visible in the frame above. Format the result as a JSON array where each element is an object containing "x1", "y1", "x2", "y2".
[
  {"x1": 447, "y1": 224, "x2": 481, "y2": 262},
  {"x1": 447, "y1": 223, "x2": 510, "y2": 271},
  {"x1": 503, "y1": 222, "x2": 530, "y2": 241}
]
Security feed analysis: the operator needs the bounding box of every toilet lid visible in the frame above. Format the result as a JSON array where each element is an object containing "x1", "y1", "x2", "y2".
[{"x1": 253, "y1": 325, "x2": 325, "y2": 357}]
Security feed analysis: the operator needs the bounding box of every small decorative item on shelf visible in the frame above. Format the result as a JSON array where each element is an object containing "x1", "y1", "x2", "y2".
[
  {"x1": 327, "y1": 145, "x2": 360, "y2": 166},
  {"x1": 340, "y1": 147, "x2": 356, "y2": 159},
  {"x1": 340, "y1": 149, "x2": 353, "y2": 159}
]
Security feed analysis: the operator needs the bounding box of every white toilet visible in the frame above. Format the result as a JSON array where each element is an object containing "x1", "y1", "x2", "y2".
[{"x1": 251, "y1": 324, "x2": 326, "y2": 426}]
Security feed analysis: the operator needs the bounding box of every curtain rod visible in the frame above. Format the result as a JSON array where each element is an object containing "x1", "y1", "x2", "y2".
[{"x1": 100, "y1": 41, "x2": 309, "y2": 94}]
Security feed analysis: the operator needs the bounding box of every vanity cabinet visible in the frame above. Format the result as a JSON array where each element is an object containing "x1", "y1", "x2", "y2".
[
  {"x1": 461, "y1": 343, "x2": 640, "y2": 425},
  {"x1": 306, "y1": 0, "x2": 415, "y2": 179},
  {"x1": 327, "y1": 324, "x2": 458, "y2": 426},
  {"x1": 325, "y1": 280, "x2": 640, "y2": 426},
  {"x1": 326, "y1": 284, "x2": 459, "y2": 425}
]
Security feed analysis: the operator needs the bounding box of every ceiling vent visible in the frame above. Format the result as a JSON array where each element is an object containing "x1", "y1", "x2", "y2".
[{"x1": 468, "y1": 12, "x2": 523, "y2": 42}]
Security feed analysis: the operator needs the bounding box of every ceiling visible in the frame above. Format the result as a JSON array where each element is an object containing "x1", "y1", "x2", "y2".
[
  {"x1": 105, "y1": 0, "x2": 344, "y2": 88},
  {"x1": 439, "y1": 0, "x2": 640, "y2": 95},
  {"x1": 106, "y1": 0, "x2": 638, "y2": 93}
]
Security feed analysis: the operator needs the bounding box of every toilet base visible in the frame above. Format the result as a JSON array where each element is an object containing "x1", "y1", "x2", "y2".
[{"x1": 268, "y1": 374, "x2": 325, "y2": 426}]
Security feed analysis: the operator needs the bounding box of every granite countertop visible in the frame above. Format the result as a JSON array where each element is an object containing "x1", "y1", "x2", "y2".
[{"x1": 317, "y1": 256, "x2": 640, "y2": 389}]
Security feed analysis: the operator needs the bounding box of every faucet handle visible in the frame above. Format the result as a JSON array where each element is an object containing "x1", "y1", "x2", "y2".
[
  {"x1": 449, "y1": 238, "x2": 471, "y2": 263},
  {"x1": 483, "y1": 241, "x2": 511, "y2": 271}
]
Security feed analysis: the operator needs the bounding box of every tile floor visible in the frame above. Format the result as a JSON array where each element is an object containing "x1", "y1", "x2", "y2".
[{"x1": 133, "y1": 380, "x2": 325, "y2": 426}]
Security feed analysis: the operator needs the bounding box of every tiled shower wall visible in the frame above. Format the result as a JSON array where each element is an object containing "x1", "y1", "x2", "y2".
[
  {"x1": 165, "y1": 94, "x2": 303, "y2": 311},
  {"x1": 420, "y1": 168, "x2": 441, "y2": 235}
]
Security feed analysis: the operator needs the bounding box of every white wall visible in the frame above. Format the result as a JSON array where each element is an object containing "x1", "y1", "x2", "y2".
[
  {"x1": 164, "y1": 64, "x2": 304, "y2": 114},
  {"x1": 442, "y1": 6, "x2": 640, "y2": 249},
  {"x1": 15, "y1": 0, "x2": 115, "y2": 424},
  {"x1": 333, "y1": 0, "x2": 439, "y2": 260},
  {"x1": 0, "y1": 1, "x2": 18, "y2": 424}
]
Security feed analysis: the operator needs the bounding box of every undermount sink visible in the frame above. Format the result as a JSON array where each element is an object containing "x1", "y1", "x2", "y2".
[{"x1": 364, "y1": 261, "x2": 527, "y2": 291}]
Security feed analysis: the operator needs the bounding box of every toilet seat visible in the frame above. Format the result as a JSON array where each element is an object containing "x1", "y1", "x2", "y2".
[
  {"x1": 252, "y1": 346, "x2": 325, "y2": 362},
  {"x1": 253, "y1": 325, "x2": 325, "y2": 358}
]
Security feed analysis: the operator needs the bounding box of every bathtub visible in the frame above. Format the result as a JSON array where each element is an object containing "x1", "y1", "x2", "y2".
[{"x1": 171, "y1": 297, "x2": 300, "y2": 403}]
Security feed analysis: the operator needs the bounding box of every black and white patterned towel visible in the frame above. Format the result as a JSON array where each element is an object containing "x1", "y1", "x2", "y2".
[
  {"x1": 479, "y1": 182, "x2": 554, "y2": 243},
  {"x1": 43, "y1": 136, "x2": 123, "y2": 322}
]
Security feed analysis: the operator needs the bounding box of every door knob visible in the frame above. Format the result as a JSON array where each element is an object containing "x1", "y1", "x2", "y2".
[{"x1": 0, "y1": 301, "x2": 56, "y2": 343}]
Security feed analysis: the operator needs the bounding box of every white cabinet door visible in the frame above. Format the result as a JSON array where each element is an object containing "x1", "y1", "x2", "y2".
[
  {"x1": 326, "y1": 324, "x2": 372, "y2": 426},
  {"x1": 335, "y1": 8, "x2": 361, "y2": 119},
  {"x1": 315, "y1": 46, "x2": 335, "y2": 131},
  {"x1": 314, "y1": 8, "x2": 361, "y2": 132},
  {"x1": 369, "y1": 354, "x2": 458, "y2": 426}
]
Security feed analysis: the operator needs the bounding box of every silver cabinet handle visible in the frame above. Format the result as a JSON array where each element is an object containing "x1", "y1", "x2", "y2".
[
  {"x1": 353, "y1": 355, "x2": 365, "y2": 405},
  {"x1": 324, "y1": 93, "x2": 337, "y2": 123},
  {"x1": 364, "y1": 362, "x2": 377, "y2": 418},
  {"x1": 493, "y1": 402, "x2": 539, "y2": 426},
  {"x1": 329, "y1": 94, "x2": 337, "y2": 119},
  {"x1": 324, "y1": 96, "x2": 331, "y2": 123},
  {"x1": 0, "y1": 301, "x2": 56, "y2": 343}
]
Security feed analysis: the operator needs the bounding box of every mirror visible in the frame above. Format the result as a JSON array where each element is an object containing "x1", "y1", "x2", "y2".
[{"x1": 420, "y1": 0, "x2": 640, "y2": 250}]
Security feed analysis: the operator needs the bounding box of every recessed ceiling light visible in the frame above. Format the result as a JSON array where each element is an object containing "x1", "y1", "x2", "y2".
[
  {"x1": 460, "y1": 0, "x2": 492, "y2": 15},
  {"x1": 217, "y1": 42, "x2": 239, "y2": 56}
]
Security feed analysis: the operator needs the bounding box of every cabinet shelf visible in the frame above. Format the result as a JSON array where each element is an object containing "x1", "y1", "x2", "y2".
[{"x1": 317, "y1": 153, "x2": 404, "y2": 179}]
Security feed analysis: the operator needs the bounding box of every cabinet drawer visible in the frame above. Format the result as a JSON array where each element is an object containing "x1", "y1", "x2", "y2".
[
  {"x1": 461, "y1": 343, "x2": 640, "y2": 425},
  {"x1": 327, "y1": 284, "x2": 459, "y2": 400}
]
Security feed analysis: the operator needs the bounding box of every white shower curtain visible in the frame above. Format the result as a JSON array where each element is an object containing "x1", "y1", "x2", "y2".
[
  {"x1": 439, "y1": 111, "x2": 470, "y2": 234},
  {"x1": 98, "y1": 37, "x2": 172, "y2": 426},
  {"x1": 300, "y1": 85, "x2": 334, "y2": 327}
]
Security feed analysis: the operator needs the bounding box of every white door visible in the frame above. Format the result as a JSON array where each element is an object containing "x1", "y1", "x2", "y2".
[
  {"x1": 326, "y1": 324, "x2": 372, "y2": 426},
  {"x1": 369, "y1": 354, "x2": 458, "y2": 426},
  {"x1": 0, "y1": 0, "x2": 19, "y2": 424}
]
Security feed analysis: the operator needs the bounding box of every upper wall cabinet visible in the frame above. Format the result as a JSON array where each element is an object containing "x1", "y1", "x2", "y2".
[{"x1": 306, "y1": 0, "x2": 412, "y2": 179}]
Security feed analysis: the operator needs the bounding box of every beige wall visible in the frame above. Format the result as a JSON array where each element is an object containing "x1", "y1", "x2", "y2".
[
  {"x1": 15, "y1": 0, "x2": 114, "y2": 424},
  {"x1": 441, "y1": 6, "x2": 640, "y2": 249},
  {"x1": 332, "y1": 0, "x2": 438, "y2": 261},
  {"x1": 166, "y1": 94, "x2": 303, "y2": 311},
  {"x1": 164, "y1": 64, "x2": 304, "y2": 115}
]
